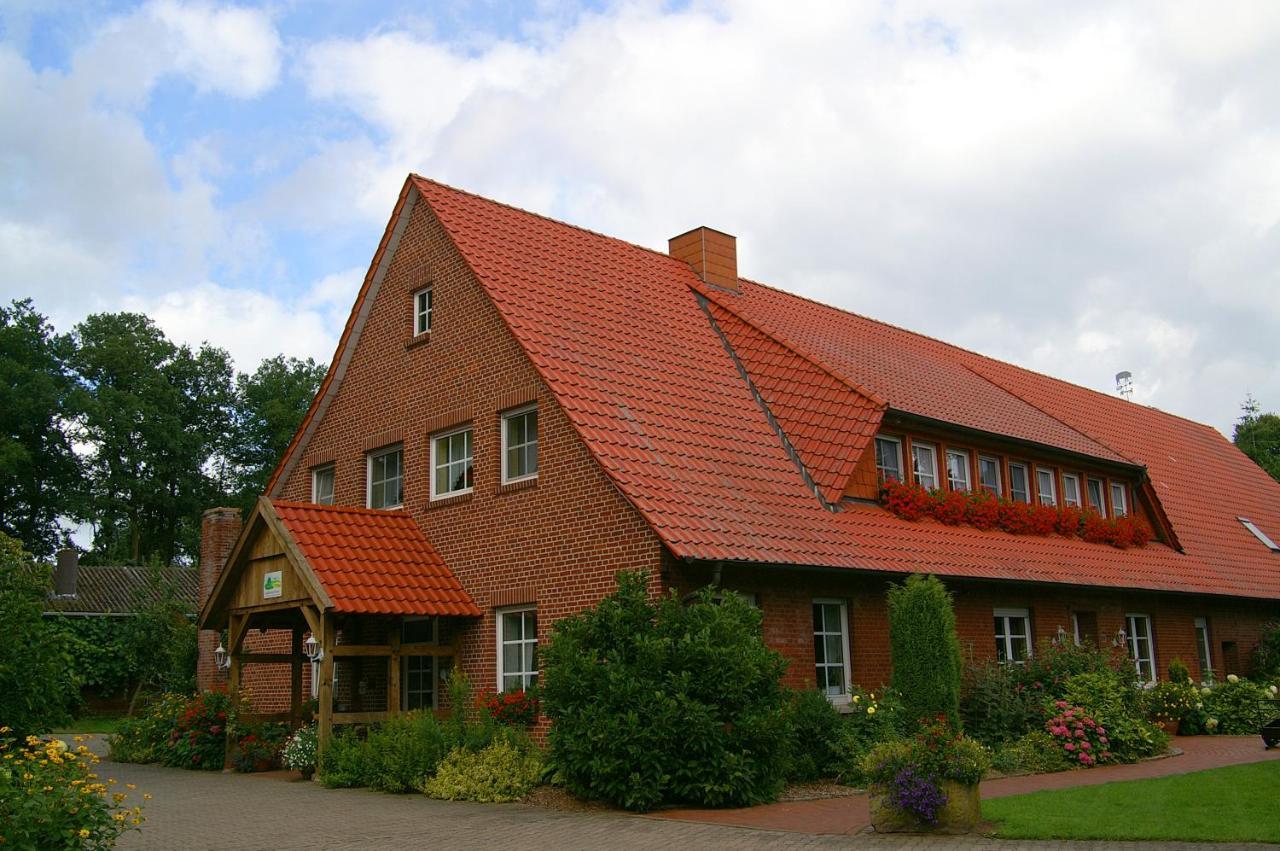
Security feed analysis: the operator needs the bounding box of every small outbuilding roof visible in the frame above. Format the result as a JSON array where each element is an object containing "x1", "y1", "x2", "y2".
[{"x1": 44, "y1": 564, "x2": 198, "y2": 616}]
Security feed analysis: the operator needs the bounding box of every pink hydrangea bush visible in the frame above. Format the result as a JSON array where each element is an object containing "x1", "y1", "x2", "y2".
[{"x1": 1045, "y1": 701, "x2": 1113, "y2": 767}]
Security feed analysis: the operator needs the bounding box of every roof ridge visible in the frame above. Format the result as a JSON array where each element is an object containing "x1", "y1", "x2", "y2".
[
  {"x1": 410, "y1": 175, "x2": 692, "y2": 268},
  {"x1": 696, "y1": 282, "x2": 888, "y2": 410},
  {"x1": 740, "y1": 274, "x2": 1221, "y2": 437}
]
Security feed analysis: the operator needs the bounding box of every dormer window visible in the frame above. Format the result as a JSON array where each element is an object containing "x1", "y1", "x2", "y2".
[
  {"x1": 978, "y1": 455, "x2": 1002, "y2": 496},
  {"x1": 1110, "y1": 483, "x2": 1128, "y2": 517},
  {"x1": 946, "y1": 449, "x2": 971, "y2": 491},
  {"x1": 1062, "y1": 474, "x2": 1082, "y2": 508},
  {"x1": 1035, "y1": 467, "x2": 1057, "y2": 506},
  {"x1": 911, "y1": 442, "x2": 938, "y2": 490},
  {"x1": 1008, "y1": 462, "x2": 1030, "y2": 503},
  {"x1": 414, "y1": 286, "x2": 433, "y2": 336},
  {"x1": 1239, "y1": 518, "x2": 1280, "y2": 552},
  {"x1": 1086, "y1": 477, "x2": 1105, "y2": 513},
  {"x1": 875, "y1": 436, "x2": 903, "y2": 483}
]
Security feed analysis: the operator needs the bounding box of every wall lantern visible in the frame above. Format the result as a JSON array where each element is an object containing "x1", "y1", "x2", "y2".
[
  {"x1": 303, "y1": 633, "x2": 322, "y2": 662},
  {"x1": 1112, "y1": 628, "x2": 1128, "y2": 648},
  {"x1": 213, "y1": 643, "x2": 231, "y2": 671}
]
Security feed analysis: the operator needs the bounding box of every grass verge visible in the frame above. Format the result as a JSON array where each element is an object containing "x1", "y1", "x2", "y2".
[
  {"x1": 53, "y1": 715, "x2": 122, "y2": 735},
  {"x1": 983, "y1": 759, "x2": 1280, "y2": 843}
]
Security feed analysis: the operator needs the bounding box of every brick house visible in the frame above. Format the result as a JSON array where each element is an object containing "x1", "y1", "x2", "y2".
[{"x1": 198, "y1": 175, "x2": 1280, "y2": 732}]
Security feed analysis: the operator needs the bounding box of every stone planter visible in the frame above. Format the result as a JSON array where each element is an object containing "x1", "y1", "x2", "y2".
[{"x1": 870, "y1": 780, "x2": 982, "y2": 834}]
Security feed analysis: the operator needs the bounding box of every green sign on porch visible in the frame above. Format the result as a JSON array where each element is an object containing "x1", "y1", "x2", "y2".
[{"x1": 262, "y1": 570, "x2": 282, "y2": 599}]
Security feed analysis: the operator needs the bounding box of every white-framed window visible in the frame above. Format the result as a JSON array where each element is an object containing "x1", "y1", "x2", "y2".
[
  {"x1": 994, "y1": 608, "x2": 1032, "y2": 664},
  {"x1": 414, "y1": 286, "x2": 433, "y2": 336},
  {"x1": 497, "y1": 606, "x2": 537, "y2": 691},
  {"x1": 875, "y1": 435, "x2": 904, "y2": 483},
  {"x1": 431, "y1": 426, "x2": 473, "y2": 500},
  {"x1": 946, "y1": 448, "x2": 971, "y2": 492},
  {"x1": 1125, "y1": 613, "x2": 1156, "y2": 683},
  {"x1": 813, "y1": 599, "x2": 851, "y2": 702},
  {"x1": 978, "y1": 455, "x2": 1002, "y2": 496},
  {"x1": 1036, "y1": 467, "x2": 1057, "y2": 506},
  {"x1": 1086, "y1": 477, "x2": 1105, "y2": 513},
  {"x1": 312, "y1": 464, "x2": 335, "y2": 505},
  {"x1": 1239, "y1": 518, "x2": 1280, "y2": 552},
  {"x1": 367, "y1": 446, "x2": 403, "y2": 509},
  {"x1": 1009, "y1": 462, "x2": 1030, "y2": 503},
  {"x1": 1194, "y1": 617, "x2": 1213, "y2": 681},
  {"x1": 1062, "y1": 474, "x2": 1081, "y2": 508},
  {"x1": 1111, "y1": 483, "x2": 1129, "y2": 517},
  {"x1": 911, "y1": 441, "x2": 938, "y2": 490},
  {"x1": 501, "y1": 405, "x2": 539, "y2": 484}
]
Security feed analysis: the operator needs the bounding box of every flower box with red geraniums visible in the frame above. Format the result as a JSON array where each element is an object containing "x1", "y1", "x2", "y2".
[
  {"x1": 879, "y1": 480, "x2": 1153, "y2": 548},
  {"x1": 478, "y1": 688, "x2": 540, "y2": 726}
]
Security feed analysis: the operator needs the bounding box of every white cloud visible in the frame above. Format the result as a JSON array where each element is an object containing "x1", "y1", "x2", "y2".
[{"x1": 284, "y1": 0, "x2": 1280, "y2": 433}]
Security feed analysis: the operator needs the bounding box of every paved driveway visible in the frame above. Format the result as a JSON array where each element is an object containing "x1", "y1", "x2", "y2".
[{"x1": 96, "y1": 756, "x2": 1273, "y2": 851}]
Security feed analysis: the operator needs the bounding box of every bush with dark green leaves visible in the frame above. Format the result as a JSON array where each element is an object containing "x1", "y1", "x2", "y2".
[
  {"x1": 1059, "y1": 670, "x2": 1167, "y2": 761},
  {"x1": 540, "y1": 572, "x2": 791, "y2": 812},
  {"x1": 318, "y1": 727, "x2": 372, "y2": 788},
  {"x1": 363, "y1": 712, "x2": 450, "y2": 792},
  {"x1": 785, "y1": 688, "x2": 844, "y2": 782},
  {"x1": 991, "y1": 730, "x2": 1073, "y2": 775},
  {"x1": 0, "y1": 534, "x2": 80, "y2": 738},
  {"x1": 888, "y1": 574, "x2": 962, "y2": 730}
]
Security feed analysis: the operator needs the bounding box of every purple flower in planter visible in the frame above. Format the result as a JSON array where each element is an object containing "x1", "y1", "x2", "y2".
[{"x1": 887, "y1": 768, "x2": 948, "y2": 824}]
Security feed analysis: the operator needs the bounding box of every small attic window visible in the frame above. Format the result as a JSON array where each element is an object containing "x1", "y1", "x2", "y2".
[{"x1": 1239, "y1": 517, "x2": 1280, "y2": 553}]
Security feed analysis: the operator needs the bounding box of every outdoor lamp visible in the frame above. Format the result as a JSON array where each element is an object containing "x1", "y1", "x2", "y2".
[
  {"x1": 303, "y1": 633, "x2": 319, "y2": 661},
  {"x1": 1113, "y1": 628, "x2": 1127, "y2": 648},
  {"x1": 213, "y1": 643, "x2": 230, "y2": 671}
]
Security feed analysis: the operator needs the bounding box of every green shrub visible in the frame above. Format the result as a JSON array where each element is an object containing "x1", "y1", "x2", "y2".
[
  {"x1": 160, "y1": 690, "x2": 233, "y2": 770},
  {"x1": 318, "y1": 727, "x2": 372, "y2": 788},
  {"x1": 1200, "y1": 676, "x2": 1269, "y2": 734},
  {"x1": 1253, "y1": 621, "x2": 1280, "y2": 678},
  {"x1": 888, "y1": 575, "x2": 962, "y2": 729},
  {"x1": 1059, "y1": 671, "x2": 1166, "y2": 761},
  {"x1": 1145, "y1": 681, "x2": 1198, "y2": 725},
  {"x1": 1167, "y1": 658, "x2": 1192, "y2": 684},
  {"x1": 109, "y1": 692, "x2": 189, "y2": 764},
  {"x1": 421, "y1": 740, "x2": 543, "y2": 803},
  {"x1": 785, "y1": 689, "x2": 843, "y2": 782},
  {"x1": 832, "y1": 687, "x2": 903, "y2": 785},
  {"x1": 992, "y1": 730, "x2": 1072, "y2": 775},
  {"x1": 541, "y1": 572, "x2": 791, "y2": 812},
  {"x1": 364, "y1": 712, "x2": 450, "y2": 793},
  {"x1": 1, "y1": 732, "x2": 144, "y2": 849},
  {"x1": 960, "y1": 659, "x2": 1042, "y2": 746},
  {"x1": 0, "y1": 535, "x2": 79, "y2": 738},
  {"x1": 861, "y1": 718, "x2": 990, "y2": 787}
]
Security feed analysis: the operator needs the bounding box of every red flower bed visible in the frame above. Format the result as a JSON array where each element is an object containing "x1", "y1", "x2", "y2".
[
  {"x1": 477, "y1": 687, "x2": 540, "y2": 726},
  {"x1": 879, "y1": 481, "x2": 1152, "y2": 548}
]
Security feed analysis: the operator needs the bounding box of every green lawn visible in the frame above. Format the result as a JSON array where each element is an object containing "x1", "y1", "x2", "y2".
[
  {"x1": 983, "y1": 760, "x2": 1280, "y2": 843},
  {"x1": 52, "y1": 715, "x2": 122, "y2": 735}
]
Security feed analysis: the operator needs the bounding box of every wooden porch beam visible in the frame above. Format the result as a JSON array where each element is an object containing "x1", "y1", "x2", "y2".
[{"x1": 317, "y1": 610, "x2": 334, "y2": 751}]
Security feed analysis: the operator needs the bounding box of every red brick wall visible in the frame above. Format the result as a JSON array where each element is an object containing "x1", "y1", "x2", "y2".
[
  {"x1": 197, "y1": 507, "x2": 242, "y2": 693},
  {"x1": 275, "y1": 196, "x2": 665, "y2": 695}
]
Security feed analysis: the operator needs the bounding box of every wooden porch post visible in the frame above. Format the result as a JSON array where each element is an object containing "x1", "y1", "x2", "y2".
[
  {"x1": 290, "y1": 625, "x2": 303, "y2": 726},
  {"x1": 227, "y1": 612, "x2": 243, "y2": 699},
  {"x1": 317, "y1": 609, "x2": 334, "y2": 750},
  {"x1": 388, "y1": 625, "x2": 401, "y2": 717}
]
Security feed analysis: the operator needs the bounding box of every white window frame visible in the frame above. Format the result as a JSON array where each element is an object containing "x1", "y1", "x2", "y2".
[
  {"x1": 414, "y1": 286, "x2": 433, "y2": 336},
  {"x1": 813, "y1": 598, "x2": 852, "y2": 704},
  {"x1": 1062, "y1": 473, "x2": 1082, "y2": 508},
  {"x1": 500, "y1": 404, "x2": 539, "y2": 484},
  {"x1": 430, "y1": 426, "x2": 474, "y2": 500},
  {"x1": 994, "y1": 608, "x2": 1033, "y2": 664},
  {"x1": 946, "y1": 448, "x2": 971, "y2": 492},
  {"x1": 496, "y1": 606, "x2": 538, "y2": 691},
  {"x1": 911, "y1": 441, "x2": 939, "y2": 490},
  {"x1": 1036, "y1": 467, "x2": 1057, "y2": 506},
  {"x1": 1125, "y1": 613, "x2": 1156, "y2": 683},
  {"x1": 366, "y1": 445, "x2": 404, "y2": 510},
  {"x1": 1194, "y1": 616, "x2": 1213, "y2": 682},
  {"x1": 874, "y1": 435, "x2": 904, "y2": 483},
  {"x1": 1239, "y1": 517, "x2": 1280, "y2": 552},
  {"x1": 978, "y1": 455, "x2": 1002, "y2": 497},
  {"x1": 311, "y1": 464, "x2": 335, "y2": 505},
  {"x1": 1110, "y1": 482, "x2": 1129, "y2": 517},
  {"x1": 1008, "y1": 462, "x2": 1030, "y2": 503},
  {"x1": 1086, "y1": 477, "x2": 1105, "y2": 513}
]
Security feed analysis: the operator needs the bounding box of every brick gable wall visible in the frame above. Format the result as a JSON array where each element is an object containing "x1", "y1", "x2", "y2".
[{"x1": 277, "y1": 196, "x2": 665, "y2": 693}]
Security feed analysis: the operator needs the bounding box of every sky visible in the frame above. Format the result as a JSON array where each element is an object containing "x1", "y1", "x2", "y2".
[{"x1": 2, "y1": 0, "x2": 1278, "y2": 437}]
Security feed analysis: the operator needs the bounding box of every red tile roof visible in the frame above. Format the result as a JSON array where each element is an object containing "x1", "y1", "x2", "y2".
[
  {"x1": 278, "y1": 174, "x2": 1280, "y2": 602},
  {"x1": 271, "y1": 500, "x2": 481, "y2": 616}
]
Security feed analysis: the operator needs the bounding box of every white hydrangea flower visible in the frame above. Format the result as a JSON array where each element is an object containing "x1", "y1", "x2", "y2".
[{"x1": 1227, "y1": 674, "x2": 1239, "y2": 684}]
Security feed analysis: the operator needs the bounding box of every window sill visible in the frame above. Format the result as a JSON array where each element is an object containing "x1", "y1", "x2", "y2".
[
  {"x1": 496, "y1": 477, "x2": 538, "y2": 495},
  {"x1": 405, "y1": 333, "x2": 431, "y2": 351},
  {"x1": 426, "y1": 491, "x2": 473, "y2": 510}
]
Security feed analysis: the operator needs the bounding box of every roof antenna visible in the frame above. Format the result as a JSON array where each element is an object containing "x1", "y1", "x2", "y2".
[{"x1": 1115, "y1": 371, "x2": 1133, "y2": 401}]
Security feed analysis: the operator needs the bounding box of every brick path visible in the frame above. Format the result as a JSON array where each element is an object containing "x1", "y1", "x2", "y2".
[
  {"x1": 655, "y1": 736, "x2": 1280, "y2": 836},
  {"x1": 75, "y1": 736, "x2": 1277, "y2": 850}
]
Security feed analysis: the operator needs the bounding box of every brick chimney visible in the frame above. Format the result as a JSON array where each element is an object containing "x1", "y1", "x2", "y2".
[
  {"x1": 53, "y1": 548, "x2": 79, "y2": 597},
  {"x1": 669, "y1": 226, "x2": 738, "y2": 293},
  {"x1": 197, "y1": 506, "x2": 242, "y2": 692}
]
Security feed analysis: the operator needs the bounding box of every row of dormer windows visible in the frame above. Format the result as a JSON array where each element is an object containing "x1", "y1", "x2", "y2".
[
  {"x1": 873, "y1": 433, "x2": 1131, "y2": 519},
  {"x1": 308, "y1": 404, "x2": 538, "y2": 509}
]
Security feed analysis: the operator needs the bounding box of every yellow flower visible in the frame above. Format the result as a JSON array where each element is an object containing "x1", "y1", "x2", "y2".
[
  {"x1": 143, "y1": 793, "x2": 153, "y2": 800},
  {"x1": 1, "y1": 725, "x2": 11, "y2": 733},
  {"x1": 852, "y1": 695, "x2": 861, "y2": 703},
  {"x1": 126, "y1": 783, "x2": 136, "y2": 790},
  {"x1": 867, "y1": 706, "x2": 877, "y2": 715},
  {"x1": 79, "y1": 829, "x2": 90, "y2": 839}
]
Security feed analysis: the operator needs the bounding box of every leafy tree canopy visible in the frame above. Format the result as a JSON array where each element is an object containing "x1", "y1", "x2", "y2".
[{"x1": 1234, "y1": 395, "x2": 1280, "y2": 484}]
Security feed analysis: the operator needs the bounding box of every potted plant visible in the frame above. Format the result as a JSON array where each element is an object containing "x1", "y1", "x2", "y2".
[
  {"x1": 863, "y1": 717, "x2": 989, "y2": 834},
  {"x1": 282, "y1": 724, "x2": 319, "y2": 780}
]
